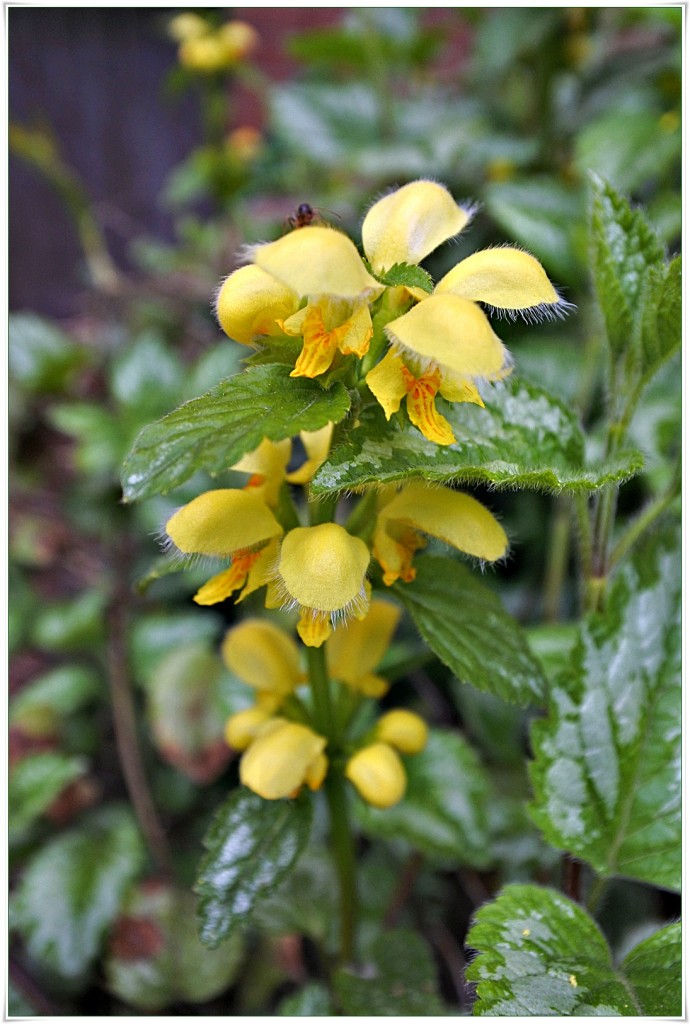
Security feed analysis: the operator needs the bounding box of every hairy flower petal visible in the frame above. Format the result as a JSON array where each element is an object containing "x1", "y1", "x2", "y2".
[
  {"x1": 435, "y1": 246, "x2": 561, "y2": 311},
  {"x1": 215, "y1": 265, "x2": 299, "y2": 345}
]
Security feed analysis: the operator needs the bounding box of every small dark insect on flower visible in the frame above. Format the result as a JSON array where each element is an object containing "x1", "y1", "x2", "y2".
[{"x1": 288, "y1": 202, "x2": 317, "y2": 229}]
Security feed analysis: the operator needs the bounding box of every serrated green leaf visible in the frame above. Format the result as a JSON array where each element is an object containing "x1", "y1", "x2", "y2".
[
  {"x1": 195, "y1": 789, "x2": 313, "y2": 948},
  {"x1": 638, "y1": 255, "x2": 681, "y2": 384},
  {"x1": 529, "y1": 529, "x2": 681, "y2": 890},
  {"x1": 375, "y1": 262, "x2": 433, "y2": 293},
  {"x1": 9, "y1": 752, "x2": 86, "y2": 837},
  {"x1": 392, "y1": 557, "x2": 544, "y2": 706},
  {"x1": 356, "y1": 728, "x2": 494, "y2": 866},
  {"x1": 278, "y1": 982, "x2": 333, "y2": 1016},
  {"x1": 590, "y1": 175, "x2": 665, "y2": 363},
  {"x1": 466, "y1": 884, "x2": 680, "y2": 1015},
  {"x1": 12, "y1": 805, "x2": 145, "y2": 981},
  {"x1": 311, "y1": 378, "x2": 642, "y2": 495},
  {"x1": 335, "y1": 929, "x2": 445, "y2": 1015},
  {"x1": 121, "y1": 364, "x2": 350, "y2": 502}
]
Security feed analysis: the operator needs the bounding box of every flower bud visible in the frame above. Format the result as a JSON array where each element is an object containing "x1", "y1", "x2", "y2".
[
  {"x1": 224, "y1": 706, "x2": 272, "y2": 751},
  {"x1": 375, "y1": 709, "x2": 428, "y2": 755},
  {"x1": 240, "y1": 719, "x2": 327, "y2": 800},
  {"x1": 345, "y1": 743, "x2": 406, "y2": 809}
]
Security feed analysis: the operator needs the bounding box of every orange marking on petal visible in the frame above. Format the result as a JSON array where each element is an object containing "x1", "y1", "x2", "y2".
[
  {"x1": 401, "y1": 367, "x2": 455, "y2": 445},
  {"x1": 193, "y1": 549, "x2": 261, "y2": 606},
  {"x1": 290, "y1": 308, "x2": 340, "y2": 378}
]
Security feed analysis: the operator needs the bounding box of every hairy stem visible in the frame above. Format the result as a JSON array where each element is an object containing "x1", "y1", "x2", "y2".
[{"x1": 324, "y1": 772, "x2": 358, "y2": 965}]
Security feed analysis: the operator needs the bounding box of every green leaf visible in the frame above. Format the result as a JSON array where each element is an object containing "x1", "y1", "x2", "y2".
[
  {"x1": 589, "y1": 175, "x2": 665, "y2": 363},
  {"x1": 392, "y1": 556, "x2": 544, "y2": 706},
  {"x1": 278, "y1": 982, "x2": 333, "y2": 1016},
  {"x1": 48, "y1": 403, "x2": 124, "y2": 475},
  {"x1": 9, "y1": 752, "x2": 86, "y2": 838},
  {"x1": 335, "y1": 929, "x2": 445, "y2": 1015},
  {"x1": 104, "y1": 884, "x2": 244, "y2": 1012},
  {"x1": 12, "y1": 805, "x2": 145, "y2": 981},
  {"x1": 375, "y1": 262, "x2": 433, "y2": 293},
  {"x1": 356, "y1": 728, "x2": 494, "y2": 867},
  {"x1": 10, "y1": 664, "x2": 101, "y2": 723},
  {"x1": 637, "y1": 255, "x2": 681, "y2": 384},
  {"x1": 147, "y1": 642, "x2": 231, "y2": 784},
  {"x1": 110, "y1": 330, "x2": 184, "y2": 417},
  {"x1": 466, "y1": 885, "x2": 681, "y2": 1016},
  {"x1": 9, "y1": 312, "x2": 86, "y2": 393},
  {"x1": 30, "y1": 590, "x2": 108, "y2": 652},
  {"x1": 529, "y1": 529, "x2": 681, "y2": 891},
  {"x1": 575, "y1": 110, "x2": 680, "y2": 195},
  {"x1": 130, "y1": 611, "x2": 223, "y2": 683},
  {"x1": 311, "y1": 378, "x2": 642, "y2": 495},
  {"x1": 619, "y1": 923, "x2": 682, "y2": 1017},
  {"x1": 195, "y1": 788, "x2": 313, "y2": 948},
  {"x1": 121, "y1": 364, "x2": 350, "y2": 502}
]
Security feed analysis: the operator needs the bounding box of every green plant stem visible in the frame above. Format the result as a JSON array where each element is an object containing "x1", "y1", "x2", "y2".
[
  {"x1": 542, "y1": 496, "x2": 572, "y2": 622},
  {"x1": 324, "y1": 771, "x2": 358, "y2": 965},
  {"x1": 305, "y1": 643, "x2": 334, "y2": 738},
  {"x1": 585, "y1": 875, "x2": 608, "y2": 915},
  {"x1": 609, "y1": 486, "x2": 679, "y2": 572}
]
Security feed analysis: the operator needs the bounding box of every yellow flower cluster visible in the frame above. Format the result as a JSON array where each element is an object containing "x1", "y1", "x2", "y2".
[
  {"x1": 216, "y1": 179, "x2": 565, "y2": 445},
  {"x1": 164, "y1": 434, "x2": 508, "y2": 648},
  {"x1": 222, "y1": 609, "x2": 427, "y2": 808},
  {"x1": 169, "y1": 13, "x2": 258, "y2": 73}
]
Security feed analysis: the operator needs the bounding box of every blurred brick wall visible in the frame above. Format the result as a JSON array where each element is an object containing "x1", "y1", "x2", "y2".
[{"x1": 8, "y1": 7, "x2": 343, "y2": 318}]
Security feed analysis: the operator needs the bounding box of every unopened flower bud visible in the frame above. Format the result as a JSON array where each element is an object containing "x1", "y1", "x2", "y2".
[
  {"x1": 345, "y1": 742, "x2": 406, "y2": 809},
  {"x1": 376, "y1": 709, "x2": 428, "y2": 755}
]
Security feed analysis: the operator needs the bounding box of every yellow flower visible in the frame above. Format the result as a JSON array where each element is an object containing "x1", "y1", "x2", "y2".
[
  {"x1": 176, "y1": 18, "x2": 258, "y2": 72},
  {"x1": 232, "y1": 437, "x2": 291, "y2": 507},
  {"x1": 240, "y1": 718, "x2": 327, "y2": 799},
  {"x1": 345, "y1": 742, "x2": 406, "y2": 809},
  {"x1": 285, "y1": 423, "x2": 334, "y2": 485},
  {"x1": 274, "y1": 523, "x2": 371, "y2": 648},
  {"x1": 375, "y1": 709, "x2": 428, "y2": 755},
  {"x1": 221, "y1": 619, "x2": 305, "y2": 699},
  {"x1": 168, "y1": 13, "x2": 208, "y2": 43},
  {"x1": 216, "y1": 265, "x2": 300, "y2": 347},
  {"x1": 373, "y1": 482, "x2": 508, "y2": 586},
  {"x1": 165, "y1": 489, "x2": 283, "y2": 606},
  {"x1": 224, "y1": 705, "x2": 273, "y2": 751},
  {"x1": 326, "y1": 599, "x2": 401, "y2": 698},
  {"x1": 278, "y1": 299, "x2": 374, "y2": 379}
]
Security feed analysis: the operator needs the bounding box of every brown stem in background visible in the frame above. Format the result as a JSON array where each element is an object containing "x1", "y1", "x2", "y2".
[
  {"x1": 106, "y1": 535, "x2": 172, "y2": 875},
  {"x1": 384, "y1": 851, "x2": 424, "y2": 929},
  {"x1": 562, "y1": 853, "x2": 582, "y2": 903},
  {"x1": 9, "y1": 955, "x2": 63, "y2": 1016}
]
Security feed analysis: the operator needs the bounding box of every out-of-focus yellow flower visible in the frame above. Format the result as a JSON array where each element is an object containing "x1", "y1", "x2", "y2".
[
  {"x1": 285, "y1": 423, "x2": 334, "y2": 486},
  {"x1": 224, "y1": 705, "x2": 273, "y2": 751},
  {"x1": 326, "y1": 599, "x2": 400, "y2": 698},
  {"x1": 221, "y1": 619, "x2": 305, "y2": 698},
  {"x1": 168, "y1": 12, "x2": 208, "y2": 43},
  {"x1": 274, "y1": 523, "x2": 371, "y2": 648},
  {"x1": 226, "y1": 126, "x2": 263, "y2": 163},
  {"x1": 240, "y1": 718, "x2": 327, "y2": 799},
  {"x1": 375, "y1": 709, "x2": 428, "y2": 754},
  {"x1": 176, "y1": 18, "x2": 258, "y2": 73},
  {"x1": 373, "y1": 482, "x2": 508, "y2": 586},
  {"x1": 345, "y1": 742, "x2": 406, "y2": 808},
  {"x1": 216, "y1": 20, "x2": 259, "y2": 63},
  {"x1": 165, "y1": 489, "x2": 283, "y2": 606}
]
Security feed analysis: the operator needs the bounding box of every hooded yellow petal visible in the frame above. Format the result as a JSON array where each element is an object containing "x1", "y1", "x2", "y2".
[
  {"x1": 345, "y1": 743, "x2": 406, "y2": 809},
  {"x1": 166, "y1": 489, "x2": 283, "y2": 556},
  {"x1": 252, "y1": 226, "x2": 383, "y2": 302},
  {"x1": 278, "y1": 524, "x2": 370, "y2": 613},
  {"x1": 327, "y1": 599, "x2": 401, "y2": 686},
  {"x1": 221, "y1": 619, "x2": 303, "y2": 694},
  {"x1": 224, "y1": 706, "x2": 273, "y2": 751},
  {"x1": 215, "y1": 265, "x2": 300, "y2": 346},
  {"x1": 437, "y1": 371, "x2": 485, "y2": 407},
  {"x1": 365, "y1": 348, "x2": 408, "y2": 420},
  {"x1": 386, "y1": 293, "x2": 510, "y2": 379},
  {"x1": 380, "y1": 484, "x2": 508, "y2": 562},
  {"x1": 362, "y1": 179, "x2": 471, "y2": 274},
  {"x1": 376, "y1": 709, "x2": 428, "y2": 754},
  {"x1": 286, "y1": 423, "x2": 334, "y2": 485},
  {"x1": 240, "y1": 718, "x2": 327, "y2": 800},
  {"x1": 435, "y1": 247, "x2": 561, "y2": 311}
]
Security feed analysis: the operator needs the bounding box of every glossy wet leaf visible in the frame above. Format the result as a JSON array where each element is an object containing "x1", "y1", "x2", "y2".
[
  {"x1": 392, "y1": 556, "x2": 545, "y2": 706},
  {"x1": 466, "y1": 884, "x2": 681, "y2": 1016},
  {"x1": 529, "y1": 529, "x2": 681, "y2": 891},
  {"x1": 11, "y1": 805, "x2": 145, "y2": 981},
  {"x1": 121, "y1": 364, "x2": 350, "y2": 502},
  {"x1": 335, "y1": 929, "x2": 445, "y2": 1015},
  {"x1": 195, "y1": 789, "x2": 313, "y2": 948},
  {"x1": 356, "y1": 728, "x2": 494, "y2": 867},
  {"x1": 311, "y1": 378, "x2": 642, "y2": 495}
]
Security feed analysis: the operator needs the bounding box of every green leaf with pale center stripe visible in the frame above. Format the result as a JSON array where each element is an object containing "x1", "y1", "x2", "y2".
[
  {"x1": 528, "y1": 528, "x2": 681, "y2": 891},
  {"x1": 466, "y1": 884, "x2": 681, "y2": 1016},
  {"x1": 121, "y1": 365, "x2": 350, "y2": 502},
  {"x1": 195, "y1": 788, "x2": 313, "y2": 948},
  {"x1": 391, "y1": 556, "x2": 545, "y2": 706},
  {"x1": 311, "y1": 378, "x2": 642, "y2": 495}
]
